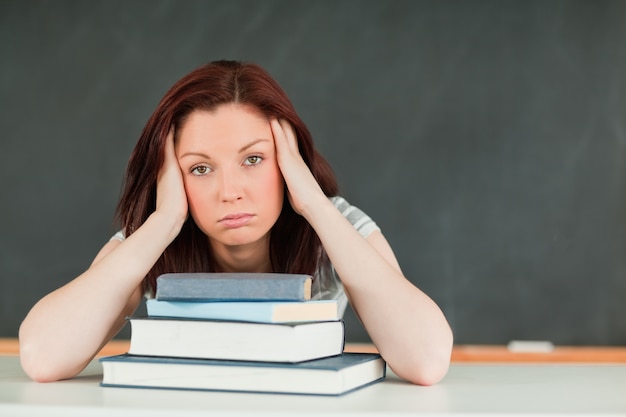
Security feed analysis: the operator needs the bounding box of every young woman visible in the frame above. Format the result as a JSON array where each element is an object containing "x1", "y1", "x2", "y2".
[{"x1": 19, "y1": 60, "x2": 453, "y2": 385}]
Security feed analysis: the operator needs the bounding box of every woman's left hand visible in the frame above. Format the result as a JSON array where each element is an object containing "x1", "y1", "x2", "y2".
[{"x1": 271, "y1": 118, "x2": 326, "y2": 216}]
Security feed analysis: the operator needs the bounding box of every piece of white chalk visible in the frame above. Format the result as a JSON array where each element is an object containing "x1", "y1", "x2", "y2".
[{"x1": 507, "y1": 340, "x2": 555, "y2": 353}]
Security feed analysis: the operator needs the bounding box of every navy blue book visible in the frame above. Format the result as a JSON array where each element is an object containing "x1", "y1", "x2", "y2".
[
  {"x1": 100, "y1": 352, "x2": 386, "y2": 396},
  {"x1": 155, "y1": 272, "x2": 313, "y2": 301}
]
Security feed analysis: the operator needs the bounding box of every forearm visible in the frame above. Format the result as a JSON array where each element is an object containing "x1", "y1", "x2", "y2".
[
  {"x1": 19, "y1": 212, "x2": 177, "y2": 381},
  {"x1": 302, "y1": 198, "x2": 453, "y2": 385}
]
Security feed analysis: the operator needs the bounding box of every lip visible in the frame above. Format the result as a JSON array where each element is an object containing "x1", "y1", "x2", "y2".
[{"x1": 218, "y1": 212, "x2": 255, "y2": 229}]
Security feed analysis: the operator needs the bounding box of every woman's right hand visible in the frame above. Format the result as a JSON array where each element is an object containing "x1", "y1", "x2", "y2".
[{"x1": 155, "y1": 128, "x2": 188, "y2": 235}]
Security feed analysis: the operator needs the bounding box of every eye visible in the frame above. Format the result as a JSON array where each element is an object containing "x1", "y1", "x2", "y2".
[
  {"x1": 191, "y1": 164, "x2": 211, "y2": 176},
  {"x1": 244, "y1": 155, "x2": 263, "y2": 166}
]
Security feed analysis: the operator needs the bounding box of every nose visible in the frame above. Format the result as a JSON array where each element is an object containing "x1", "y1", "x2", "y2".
[{"x1": 218, "y1": 167, "x2": 243, "y2": 202}]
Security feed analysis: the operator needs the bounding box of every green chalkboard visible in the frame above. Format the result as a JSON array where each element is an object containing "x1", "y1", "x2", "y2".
[{"x1": 2, "y1": 0, "x2": 625, "y2": 345}]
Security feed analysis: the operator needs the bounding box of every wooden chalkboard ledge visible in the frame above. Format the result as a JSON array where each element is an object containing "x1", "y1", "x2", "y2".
[
  {"x1": 449, "y1": 344, "x2": 626, "y2": 363},
  {"x1": 2, "y1": 339, "x2": 625, "y2": 363},
  {"x1": 346, "y1": 343, "x2": 626, "y2": 363}
]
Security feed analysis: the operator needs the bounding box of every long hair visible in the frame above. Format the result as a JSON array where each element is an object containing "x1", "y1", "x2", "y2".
[{"x1": 115, "y1": 60, "x2": 339, "y2": 294}]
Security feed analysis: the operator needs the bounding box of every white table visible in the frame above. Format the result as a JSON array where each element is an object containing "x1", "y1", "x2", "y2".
[{"x1": 1, "y1": 355, "x2": 625, "y2": 416}]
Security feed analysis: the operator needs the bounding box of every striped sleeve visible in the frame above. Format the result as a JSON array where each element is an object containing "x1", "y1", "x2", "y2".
[
  {"x1": 110, "y1": 230, "x2": 126, "y2": 242},
  {"x1": 330, "y1": 196, "x2": 381, "y2": 238}
]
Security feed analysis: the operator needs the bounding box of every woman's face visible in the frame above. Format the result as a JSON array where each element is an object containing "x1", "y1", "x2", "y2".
[{"x1": 176, "y1": 104, "x2": 284, "y2": 251}]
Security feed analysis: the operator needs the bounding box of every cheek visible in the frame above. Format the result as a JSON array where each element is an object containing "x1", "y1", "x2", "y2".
[
  {"x1": 257, "y1": 166, "x2": 284, "y2": 202},
  {"x1": 182, "y1": 179, "x2": 209, "y2": 216},
  {"x1": 263, "y1": 172, "x2": 282, "y2": 192}
]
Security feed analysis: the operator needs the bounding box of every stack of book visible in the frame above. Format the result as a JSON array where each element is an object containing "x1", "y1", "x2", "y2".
[{"x1": 100, "y1": 272, "x2": 386, "y2": 396}]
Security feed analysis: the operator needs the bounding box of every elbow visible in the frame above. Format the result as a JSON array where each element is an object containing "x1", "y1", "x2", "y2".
[
  {"x1": 20, "y1": 361, "x2": 62, "y2": 383},
  {"x1": 392, "y1": 355, "x2": 451, "y2": 386},
  {"x1": 390, "y1": 351, "x2": 451, "y2": 386},
  {"x1": 19, "y1": 326, "x2": 77, "y2": 382},
  {"x1": 19, "y1": 339, "x2": 62, "y2": 383},
  {"x1": 19, "y1": 345, "x2": 54, "y2": 382},
  {"x1": 20, "y1": 351, "x2": 86, "y2": 383},
  {"x1": 389, "y1": 331, "x2": 453, "y2": 386}
]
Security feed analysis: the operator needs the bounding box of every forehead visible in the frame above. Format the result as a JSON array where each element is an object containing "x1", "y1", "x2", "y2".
[{"x1": 177, "y1": 104, "x2": 271, "y2": 148}]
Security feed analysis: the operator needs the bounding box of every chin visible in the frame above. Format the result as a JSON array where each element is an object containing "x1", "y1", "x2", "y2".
[{"x1": 215, "y1": 230, "x2": 270, "y2": 248}]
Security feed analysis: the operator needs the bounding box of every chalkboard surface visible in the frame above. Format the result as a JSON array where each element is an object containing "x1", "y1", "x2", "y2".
[{"x1": 2, "y1": 0, "x2": 626, "y2": 345}]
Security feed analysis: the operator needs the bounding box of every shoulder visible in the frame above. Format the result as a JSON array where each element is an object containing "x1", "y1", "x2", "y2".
[{"x1": 330, "y1": 195, "x2": 380, "y2": 238}]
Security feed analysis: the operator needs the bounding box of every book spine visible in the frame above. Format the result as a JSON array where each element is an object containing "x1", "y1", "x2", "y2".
[
  {"x1": 146, "y1": 299, "x2": 278, "y2": 323},
  {"x1": 155, "y1": 273, "x2": 312, "y2": 301},
  {"x1": 145, "y1": 299, "x2": 339, "y2": 323}
]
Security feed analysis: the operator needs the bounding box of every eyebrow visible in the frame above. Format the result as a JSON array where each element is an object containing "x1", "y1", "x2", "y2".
[
  {"x1": 238, "y1": 138, "x2": 270, "y2": 153},
  {"x1": 179, "y1": 138, "x2": 270, "y2": 159}
]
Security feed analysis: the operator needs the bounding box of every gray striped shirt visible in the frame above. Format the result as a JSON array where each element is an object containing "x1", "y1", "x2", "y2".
[{"x1": 316, "y1": 196, "x2": 380, "y2": 317}]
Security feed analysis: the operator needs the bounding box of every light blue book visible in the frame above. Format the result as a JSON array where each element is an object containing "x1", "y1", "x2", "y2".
[{"x1": 146, "y1": 299, "x2": 339, "y2": 323}]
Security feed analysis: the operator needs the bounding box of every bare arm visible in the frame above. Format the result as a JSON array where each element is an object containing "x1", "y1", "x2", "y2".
[
  {"x1": 272, "y1": 119, "x2": 453, "y2": 385},
  {"x1": 19, "y1": 130, "x2": 187, "y2": 382},
  {"x1": 300, "y1": 202, "x2": 452, "y2": 385}
]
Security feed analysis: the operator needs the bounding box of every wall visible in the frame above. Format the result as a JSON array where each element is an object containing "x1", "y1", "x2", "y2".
[{"x1": 2, "y1": 0, "x2": 626, "y2": 344}]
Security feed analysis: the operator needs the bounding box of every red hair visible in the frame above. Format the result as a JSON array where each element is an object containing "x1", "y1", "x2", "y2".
[{"x1": 116, "y1": 60, "x2": 339, "y2": 294}]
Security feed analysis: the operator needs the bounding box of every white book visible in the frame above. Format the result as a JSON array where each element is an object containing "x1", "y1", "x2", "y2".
[{"x1": 128, "y1": 317, "x2": 345, "y2": 363}]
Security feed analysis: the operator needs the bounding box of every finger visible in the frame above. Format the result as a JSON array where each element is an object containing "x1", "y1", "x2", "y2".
[
  {"x1": 270, "y1": 119, "x2": 288, "y2": 158},
  {"x1": 278, "y1": 119, "x2": 299, "y2": 153},
  {"x1": 270, "y1": 118, "x2": 285, "y2": 143},
  {"x1": 164, "y1": 128, "x2": 176, "y2": 160},
  {"x1": 159, "y1": 128, "x2": 177, "y2": 182},
  {"x1": 271, "y1": 118, "x2": 298, "y2": 155}
]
